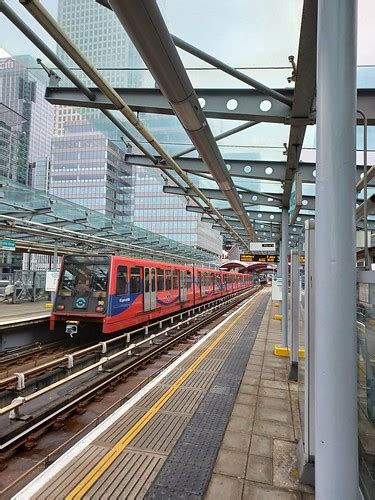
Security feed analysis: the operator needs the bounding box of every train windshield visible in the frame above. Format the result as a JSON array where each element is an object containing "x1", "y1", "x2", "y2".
[{"x1": 58, "y1": 256, "x2": 109, "y2": 297}]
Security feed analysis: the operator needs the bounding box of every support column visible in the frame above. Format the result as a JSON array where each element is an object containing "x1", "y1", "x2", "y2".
[
  {"x1": 281, "y1": 207, "x2": 289, "y2": 347},
  {"x1": 315, "y1": 1, "x2": 358, "y2": 498}
]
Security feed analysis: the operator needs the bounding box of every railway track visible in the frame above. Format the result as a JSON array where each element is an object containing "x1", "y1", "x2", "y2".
[{"x1": 0, "y1": 286, "x2": 260, "y2": 493}]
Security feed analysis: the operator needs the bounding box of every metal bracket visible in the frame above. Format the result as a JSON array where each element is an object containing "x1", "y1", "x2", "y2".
[{"x1": 14, "y1": 372, "x2": 25, "y2": 391}]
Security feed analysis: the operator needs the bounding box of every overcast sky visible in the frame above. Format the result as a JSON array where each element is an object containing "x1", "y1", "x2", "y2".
[{"x1": 0, "y1": 0, "x2": 374, "y2": 66}]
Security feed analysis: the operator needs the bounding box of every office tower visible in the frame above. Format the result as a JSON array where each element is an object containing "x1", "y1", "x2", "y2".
[
  {"x1": 0, "y1": 54, "x2": 54, "y2": 183},
  {"x1": 50, "y1": 122, "x2": 132, "y2": 222}
]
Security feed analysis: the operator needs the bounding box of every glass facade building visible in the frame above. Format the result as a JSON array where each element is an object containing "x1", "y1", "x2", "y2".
[
  {"x1": 50, "y1": 122, "x2": 132, "y2": 222},
  {"x1": 0, "y1": 55, "x2": 54, "y2": 184},
  {"x1": 133, "y1": 165, "x2": 222, "y2": 255}
]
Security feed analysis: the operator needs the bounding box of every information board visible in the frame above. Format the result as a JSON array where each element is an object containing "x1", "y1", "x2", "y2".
[
  {"x1": 45, "y1": 271, "x2": 59, "y2": 292},
  {"x1": 249, "y1": 242, "x2": 276, "y2": 252},
  {"x1": 289, "y1": 172, "x2": 302, "y2": 224},
  {"x1": 240, "y1": 254, "x2": 279, "y2": 263}
]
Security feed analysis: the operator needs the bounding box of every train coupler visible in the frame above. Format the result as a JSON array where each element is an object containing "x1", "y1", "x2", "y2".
[{"x1": 66, "y1": 321, "x2": 79, "y2": 338}]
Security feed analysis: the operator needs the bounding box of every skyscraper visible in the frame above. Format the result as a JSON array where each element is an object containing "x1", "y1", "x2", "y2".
[
  {"x1": 0, "y1": 54, "x2": 54, "y2": 183},
  {"x1": 50, "y1": 122, "x2": 132, "y2": 222}
]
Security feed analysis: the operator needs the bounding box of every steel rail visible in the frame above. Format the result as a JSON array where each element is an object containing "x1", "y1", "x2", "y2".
[
  {"x1": 0, "y1": 288, "x2": 252, "y2": 391},
  {"x1": 0, "y1": 289, "x2": 258, "y2": 453}
]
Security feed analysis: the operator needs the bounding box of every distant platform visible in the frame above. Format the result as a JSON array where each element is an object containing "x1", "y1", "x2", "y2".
[{"x1": 0, "y1": 301, "x2": 50, "y2": 329}]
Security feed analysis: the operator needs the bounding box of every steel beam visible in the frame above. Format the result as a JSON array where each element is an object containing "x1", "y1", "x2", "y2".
[
  {"x1": 164, "y1": 185, "x2": 315, "y2": 210},
  {"x1": 45, "y1": 86, "x2": 292, "y2": 123},
  {"x1": 174, "y1": 121, "x2": 258, "y2": 158},
  {"x1": 315, "y1": 0, "x2": 358, "y2": 497},
  {"x1": 282, "y1": 0, "x2": 317, "y2": 207},
  {"x1": 44, "y1": 86, "x2": 375, "y2": 124},
  {"x1": 172, "y1": 35, "x2": 293, "y2": 107},
  {"x1": 127, "y1": 154, "x2": 374, "y2": 186}
]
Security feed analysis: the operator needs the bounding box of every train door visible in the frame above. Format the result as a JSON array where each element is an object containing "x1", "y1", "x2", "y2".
[
  {"x1": 144, "y1": 267, "x2": 156, "y2": 311},
  {"x1": 180, "y1": 270, "x2": 187, "y2": 302}
]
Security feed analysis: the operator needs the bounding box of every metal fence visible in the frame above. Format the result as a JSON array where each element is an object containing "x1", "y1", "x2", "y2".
[{"x1": 0, "y1": 271, "x2": 50, "y2": 303}]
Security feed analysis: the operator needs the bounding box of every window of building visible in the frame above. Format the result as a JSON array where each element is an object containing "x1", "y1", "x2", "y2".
[
  {"x1": 116, "y1": 266, "x2": 128, "y2": 295},
  {"x1": 130, "y1": 267, "x2": 141, "y2": 293},
  {"x1": 157, "y1": 269, "x2": 164, "y2": 291}
]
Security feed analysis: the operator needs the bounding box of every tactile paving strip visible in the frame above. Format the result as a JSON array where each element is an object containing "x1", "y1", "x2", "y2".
[{"x1": 145, "y1": 294, "x2": 269, "y2": 499}]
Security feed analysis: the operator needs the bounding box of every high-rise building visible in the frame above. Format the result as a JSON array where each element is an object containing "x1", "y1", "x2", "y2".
[
  {"x1": 49, "y1": 122, "x2": 132, "y2": 222},
  {"x1": 54, "y1": 0, "x2": 222, "y2": 256},
  {"x1": 132, "y1": 165, "x2": 222, "y2": 255},
  {"x1": 55, "y1": 0, "x2": 146, "y2": 139},
  {"x1": 0, "y1": 54, "x2": 54, "y2": 183}
]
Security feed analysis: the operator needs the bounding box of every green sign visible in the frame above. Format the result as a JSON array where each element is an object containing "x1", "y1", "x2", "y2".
[
  {"x1": 1, "y1": 239, "x2": 16, "y2": 251},
  {"x1": 289, "y1": 172, "x2": 302, "y2": 224}
]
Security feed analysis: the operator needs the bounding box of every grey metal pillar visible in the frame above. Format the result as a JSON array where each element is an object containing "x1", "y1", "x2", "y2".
[
  {"x1": 289, "y1": 249, "x2": 299, "y2": 381},
  {"x1": 281, "y1": 207, "x2": 289, "y2": 346},
  {"x1": 315, "y1": 0, "x2": 358, "y2": 498}
]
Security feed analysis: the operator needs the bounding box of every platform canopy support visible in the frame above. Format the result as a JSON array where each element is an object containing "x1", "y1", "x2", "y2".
[{"x1": 314, "y1": 0, "x2": 358, "y2": 498}]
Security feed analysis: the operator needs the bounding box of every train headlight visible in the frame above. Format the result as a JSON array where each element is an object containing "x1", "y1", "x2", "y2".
[
  {"x1": 56, "y1": 304, "x2": 65, "y2": 311},
  {"x1": 96, "y1": 305, "x2": 105, "y2": 313}
]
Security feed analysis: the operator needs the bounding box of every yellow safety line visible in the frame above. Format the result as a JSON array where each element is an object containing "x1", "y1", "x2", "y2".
[{"x1": 65, "y1": 291, "x2": 262, "y2": 500}]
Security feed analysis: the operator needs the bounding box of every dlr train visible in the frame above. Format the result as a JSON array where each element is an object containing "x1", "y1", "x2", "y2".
[{"x1": 51, "y1": 254, "x2": 255, "y2": 336}]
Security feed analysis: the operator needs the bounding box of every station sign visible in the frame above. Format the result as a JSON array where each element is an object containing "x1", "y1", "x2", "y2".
[
  {"x1": 240, "y1": 254, "x2": 279, "y2": 263},
  {"x1": 45, "y1": 271, "x2": 59, "y2": 292},
  {"x1": 1, "y1": 239, "x2": 16, "y2": 251},
  {"x1": 249, "y1": 242, "x2": 276, "y2": 252},
  {"x1": 289, "y1": 172, "x2": 302, "y2": 224}
]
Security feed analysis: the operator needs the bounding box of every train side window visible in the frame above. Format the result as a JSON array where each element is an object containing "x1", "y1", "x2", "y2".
[
  {"x1": 187, "y1": 271, "x2": 192, "y2": 289},
  {"x1": 173, "y1": 270, "x2": 179, "y2": 290},
  {"x1": 116, "y1": 266, "x2": 128, "y2": 295},
  {"x1": 151, "y1": 268, "x2": 156, "y2": 292},
  {"x1": 211, "y1": 273, "x2": 215, "y2": 289},
  {"x1": 165, "y1": 270, "x2": 172, "y2": 290},
  {"x1": 130, "y1": 267, "x2": 141, "y2": 293},
  {"x1": 157, "y1": 269, "x2": 164, "y2": 291},
  {"x1": 215, "y1": 274, "x2": 220, "y2": 290}
]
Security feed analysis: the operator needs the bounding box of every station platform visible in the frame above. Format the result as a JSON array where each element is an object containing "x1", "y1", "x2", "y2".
[
  {"x1": 0, "y1": 302, "x2": 50, "y2": 329},
  {"x1": 14, "y1": 289, "x2": 314, "y2": 499}
]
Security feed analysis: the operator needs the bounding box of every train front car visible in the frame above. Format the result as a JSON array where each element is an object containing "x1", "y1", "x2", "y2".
[{"x1": 50, "y1": 255, "x2": 109, "y2": 337}]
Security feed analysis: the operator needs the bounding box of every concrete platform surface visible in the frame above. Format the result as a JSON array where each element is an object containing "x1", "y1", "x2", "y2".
[
  {"x1": 0, "y1": 301, "x2": 50, "y2": 325},
  {"x1": 205, "y1": 300, "x2": 315, "y2": 499}
]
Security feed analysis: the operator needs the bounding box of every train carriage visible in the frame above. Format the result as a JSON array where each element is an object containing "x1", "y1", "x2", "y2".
[{"x1": 51, "y1": 254, "x2": 254, "y2": 336}]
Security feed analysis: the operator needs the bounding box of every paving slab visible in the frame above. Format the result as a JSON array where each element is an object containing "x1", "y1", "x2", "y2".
[
  {"x1": 249, "y1": 434, "x2": 273, "y2": 458},
  {"x1": 206, "y1": 474, "x2": 244, "y2": 500},
  {"x1": 246, "y1": 454, "x2": 273, "y2": 484}
]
